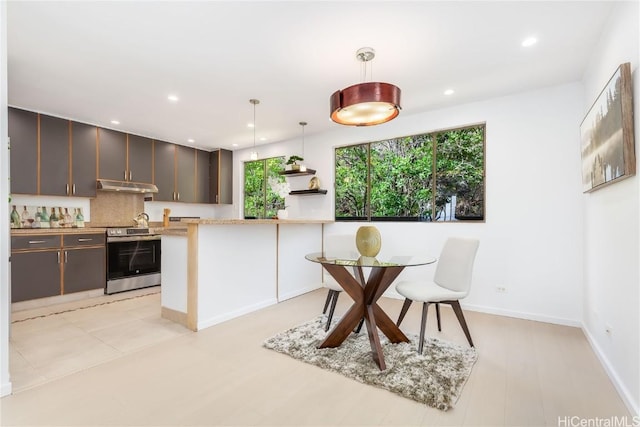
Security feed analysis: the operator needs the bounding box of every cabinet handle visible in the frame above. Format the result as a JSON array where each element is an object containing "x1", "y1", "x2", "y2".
[
  {"x1": 78, "y1": 238, "x2": 93, "y2": 242},
  {"x1": 72, "y1": 184, "x2": 76, "y2": 195},
  {"x1": 57, "y1": 251, "x2": 61, "y2": 264},
  {"x1": 66, "y1": 184, "x2": 70, "y2": 195},
  {"x1": 177, "y1": 192, "x2": 180, "y2": 201},
  {"x1": 129, "y1": 170, "x2": 132, "y2": 181},
  {"x1": 216, "y1": 194, "x2": 219, "y2": 203},
  {"x1": 64, "y1": 251, "x2": 68, "y2": 263},
  {"x1": 173, "y1": 192, "x2": 176, "y2": 201},
  {"x1": 28, "y1": 240, "x2": 46, "y2": 244},
  {"x1": 124, "y1": 170, "x2": 127, "y2": 180}
]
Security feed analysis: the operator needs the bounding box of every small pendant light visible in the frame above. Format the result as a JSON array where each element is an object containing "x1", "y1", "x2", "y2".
[
  {"x1": 250, "y1": 99, "x2": 260, "y2": 160},
  {"x1": 299, "y1": 121, "x2": 307, "y2": 172}
]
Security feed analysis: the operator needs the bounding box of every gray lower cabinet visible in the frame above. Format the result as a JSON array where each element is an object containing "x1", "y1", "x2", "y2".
[
  {"x1": 11, "y1": 233, "x2": 106, "y2": 303},
  {"x1": 11, "y1": 250, "x2": 61, "y2": 303},
  {"x1": 63, "y1": 247, "x2": 105, "y2": 294}
]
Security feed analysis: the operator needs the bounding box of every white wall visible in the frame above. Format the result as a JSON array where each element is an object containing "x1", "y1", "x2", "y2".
[
  {"x1": 1, "y1": 0, "x2": 12, "y2": 397},
  {"x1": 581, "y1": 1, "x2": 639, "y2": 415},
  {"x1": 234, "y1": 82, "x2": 586, "y2": 327}
]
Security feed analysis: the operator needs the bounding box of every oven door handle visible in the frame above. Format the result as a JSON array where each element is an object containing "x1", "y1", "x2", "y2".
[{"x1": 107, "y1": 235, "x2": 161, "y2": 243}]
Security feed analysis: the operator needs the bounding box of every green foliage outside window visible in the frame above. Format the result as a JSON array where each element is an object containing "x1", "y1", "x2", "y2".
[
  {"x1": 244, "y1": 157, "x2": 286, "y2": 219},
  {"x1": 335, "y1": 124, "x2": 485, "y2": 222}
]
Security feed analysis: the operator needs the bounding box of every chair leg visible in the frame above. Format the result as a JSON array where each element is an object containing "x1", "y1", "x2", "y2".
[
  {"x1": 450, "y1": 300, "x2": 474, "y2": 347},
  {"x1": 397, "y1": 298, "x2": 413, "y2": 327},
  {"x1": 435, "y1": 303, "x2": 442, "y2": 332},
  {"x1": 418, "y1": 302, "x2": 429, "y2": 354},
  {"x1": 322, "y1": 290, "x2": 333, "y2": 314},
  {"x1": 325, "y1": 291, "x2": 340, "y2": 332},
  {"x1": 354, "y1": 318, "x2": 365, "y2": 334}
]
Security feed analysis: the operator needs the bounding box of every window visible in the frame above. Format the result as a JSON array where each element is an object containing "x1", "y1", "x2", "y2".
[
  {"x1": 244, "y1": 156, "x2": 286, "y2": 219},
  {"x1": 335, "y1": 124, "x2": 485, "y2": 222}
]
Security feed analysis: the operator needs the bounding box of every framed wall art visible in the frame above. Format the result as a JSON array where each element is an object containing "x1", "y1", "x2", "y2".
[{"x1": 580, "y1": 62, "x2": 636, "y2": 193}]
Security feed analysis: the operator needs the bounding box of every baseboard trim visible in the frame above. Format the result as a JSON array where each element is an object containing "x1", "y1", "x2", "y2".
[
  {"x1": 161, "y1": 306, "x2": 188, "y2": 328},
  {"x1": 459, "y1": 303, "x2": 582, "y2": 328},
  {"x1": 278, "y1": 285, "x2": 321, "y2": 302},
  {"x1": 197, "y1": 298, "x2": 278, "y2": 331},
  {"x1": 1, "y1": 381, "x2": 12, "y2": 397},
  {"x1": 582, "y1": 326, "x2": 639, "y2": 417},
  {"x1": 383, "y1": 291, "x2": 582, "y2": 327}
]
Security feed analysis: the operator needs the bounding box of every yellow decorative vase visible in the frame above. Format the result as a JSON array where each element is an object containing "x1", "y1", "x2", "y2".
[{"x1": 355, "y1": 226, "x2": 381, "y2": 257}]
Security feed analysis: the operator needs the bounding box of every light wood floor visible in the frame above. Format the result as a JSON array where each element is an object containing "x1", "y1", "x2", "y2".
[{"x1": 2, "y1": 289, "x2": 631, "y2": 426}]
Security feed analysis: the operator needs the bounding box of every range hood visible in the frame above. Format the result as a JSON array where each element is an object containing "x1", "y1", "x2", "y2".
[{"x1": 97, "y1": 179, "x2": 158, "y2": 193}]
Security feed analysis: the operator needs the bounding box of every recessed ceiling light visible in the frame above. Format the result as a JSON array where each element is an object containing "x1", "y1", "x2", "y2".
[
  {"x1": 444, "y1": 89, "x2": 455, "y2": 96},
  {"x1": 522, "y1": 37, "x2": 537, "y2": 47},
  {"x1": 259, "y1": 137, "x2": 267, "y2": 141},
  {"x1": 232, "y1": 143, "x2": 239, "y2": 147},
  {"x1": 168, "y1": 94, "x2": 179, "y2": 102},
  {"x1": 187, "y1": 138, "x2": 195, "y2": 143},
  {"x1": 247, "y1": 123, "x2": 254, "y2": 128},
  {"x1": 110, "y1": 120, "x2": 120, "y2": 125}
]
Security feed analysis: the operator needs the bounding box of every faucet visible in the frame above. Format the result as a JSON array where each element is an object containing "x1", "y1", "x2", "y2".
[{"x1": 133, "y1": 212, "x2": 149, "y2": 228}]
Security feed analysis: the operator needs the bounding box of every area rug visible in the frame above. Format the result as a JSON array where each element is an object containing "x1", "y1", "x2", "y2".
[{"x1": 263, "y1": 315, "x2": 477, "y2": 411}]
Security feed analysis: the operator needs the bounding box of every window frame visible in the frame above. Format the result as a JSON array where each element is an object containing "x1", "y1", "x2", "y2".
[{"x1": 334, "y1": 122, "x2": 486, "y2": 223}]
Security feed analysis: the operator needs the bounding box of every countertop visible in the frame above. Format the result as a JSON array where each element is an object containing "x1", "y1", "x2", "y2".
[
  {"x1": 181, "y1": 218, "x2": 332, "y2": 225},
  {"x1": 10, "y1": 227, "x2": 107, "y2": 235}
]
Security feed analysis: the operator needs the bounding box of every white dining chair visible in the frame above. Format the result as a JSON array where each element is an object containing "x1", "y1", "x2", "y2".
[
  {"x1": 321, "y1": 234, "x2": 358, "y2": 331},
  {"x1": 395, "y1": 237, "x2": 479, "y2": 353}
]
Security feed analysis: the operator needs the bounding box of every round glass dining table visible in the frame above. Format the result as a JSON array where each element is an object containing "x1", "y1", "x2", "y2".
[{"x1": 306, "y1": 251, "x2": 436, "y2": 370}]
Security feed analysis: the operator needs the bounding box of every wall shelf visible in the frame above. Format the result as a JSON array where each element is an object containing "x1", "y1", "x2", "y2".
[
  {"x1": 289, "y1": 189, "x2": 327, "y2": 196},
  {"x1": 279, "y1": 168, "x2": 316, "y2": 177}
]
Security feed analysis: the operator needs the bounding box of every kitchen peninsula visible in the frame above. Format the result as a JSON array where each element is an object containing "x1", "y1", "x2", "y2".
[{"x1": 161, "y1": 219, "x2": 331, "y2": 331}]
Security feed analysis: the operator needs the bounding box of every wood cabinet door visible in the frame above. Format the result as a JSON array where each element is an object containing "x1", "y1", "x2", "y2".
[
  {"x1": 153, "y1": 139, "x2": 176, "y2": 201},
  {"x1": 71, "y1": 122, "x2": 97, "y2": 197},
  {"x1": 63, "y1": 247, "x2": 105, "y2": 294},
  {"x1": 40, "y1": 115, "x2": 70, "y2": 196},
  {"x1": 11, "y1": 250, "x2": 61, "y2": 302},
  {"x1": 127, "y1": 134, "x2": 153, "y2": 183},
  {"x1": 98, "y1": 128, "x2": 127, "y2": 181},
  {"x1": 218, "y1": 149, "x2": 233, "y2": 204},
  {"x1": 196, "y1": 149, "x2": 210, "y2": 203},
  {"x1": 176, "y1": 145, "x2": 196, "y2": 203},
  {"x1": 8, "y1": 108, "x2": 38, "y2": 195}
]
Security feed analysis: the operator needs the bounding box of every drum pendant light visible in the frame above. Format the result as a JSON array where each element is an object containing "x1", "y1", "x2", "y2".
[
  {"x1": 250, "y1": 99, "x2": 260, "y2": 160},
  {"x1": 330, "y1": 47, "x2": 401, "y2": 126}
]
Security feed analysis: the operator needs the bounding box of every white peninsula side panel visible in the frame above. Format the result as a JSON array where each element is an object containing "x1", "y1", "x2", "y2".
[
  {"x1": 277, "y1": 223, "x2": 324, "y2": 301},
  {"x1": 161, "y1": 234, "x2": 187, "y2": 315},
  {"x1": 196, "y1": 224, "x2": 278, "y2": 330}
]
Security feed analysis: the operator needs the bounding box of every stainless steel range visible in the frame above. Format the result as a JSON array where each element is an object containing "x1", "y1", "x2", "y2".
[{"x1": 106, "y1": 227, "x2": 161, "y2": 294}]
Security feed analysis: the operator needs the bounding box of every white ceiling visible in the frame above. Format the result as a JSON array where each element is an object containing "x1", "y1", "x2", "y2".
[{"x1": 7, "y1": 1, "x2": 613, "y2": 152}]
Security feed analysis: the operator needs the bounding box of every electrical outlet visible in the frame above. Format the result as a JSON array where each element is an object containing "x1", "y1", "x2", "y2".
[{"x1": 496, "y1": 286, "x2": 507, "y2": 293}]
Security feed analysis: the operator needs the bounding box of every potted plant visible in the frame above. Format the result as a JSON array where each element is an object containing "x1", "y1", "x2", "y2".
[{"x1": 286, "y1": 155, "x2": 304, "y2": 171}]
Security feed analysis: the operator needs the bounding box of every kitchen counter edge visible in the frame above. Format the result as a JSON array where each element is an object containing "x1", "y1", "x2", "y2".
[
  {"x1": 181, "y1": 219, "x2": 333, "y2": 225},
  {"x1": 11, "y1": 228, "x2": 107, "y2": 235}
]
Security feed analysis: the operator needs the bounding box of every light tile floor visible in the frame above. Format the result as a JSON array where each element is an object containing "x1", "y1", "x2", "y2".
[{"x1": 9, "y1": 288, "x2": 191, "y2": 393}]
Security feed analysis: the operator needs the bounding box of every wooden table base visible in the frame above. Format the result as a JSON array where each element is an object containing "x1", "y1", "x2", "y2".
[{"x1": 318, "y1": 263, "x2": 409, "y2": 370}]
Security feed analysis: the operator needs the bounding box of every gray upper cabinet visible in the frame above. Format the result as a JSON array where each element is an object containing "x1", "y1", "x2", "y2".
[
  {"x1": 210, "y1": 149, "x2": 233, "y2": 204},
  {"x1": 71, "y1": 122, "x2": 97, "y2": 197},
  {"x1": 40, "y1": 115, "x2": 70, "y2": 196},
  {"x1": 8, "y1": 107, "x2": 38, "y2": 195},
  {"x1": 127, "y1": 134, "x2": 153, "y2": 183},
  {"x1": 176, "y1": 145, "x2": 196, "y2": 203},
  {"x1": 98, "y1": 128, "x2": 127, "y2": 181},
  {"x1": 196, "y1": 149, "x2": 210, "y2": 203},
  {"x1": 153, "y1": 139, "x2": 176, "y2": 202}
]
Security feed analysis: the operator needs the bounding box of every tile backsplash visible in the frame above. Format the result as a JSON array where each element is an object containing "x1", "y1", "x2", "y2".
[{"x1": 89, "y1": 191, "x2": 145, "y2": 227}]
